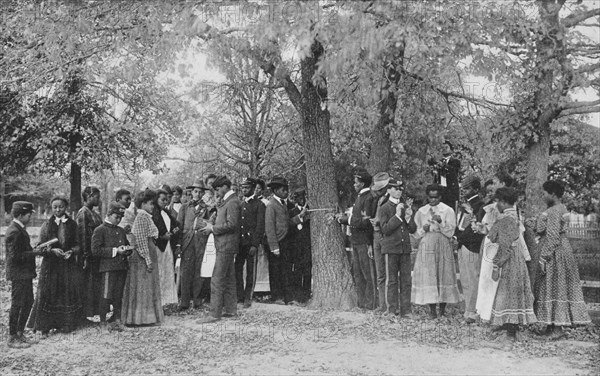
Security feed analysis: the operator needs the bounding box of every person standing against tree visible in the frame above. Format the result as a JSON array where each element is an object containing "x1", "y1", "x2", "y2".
[
  {"x1": 429, "y1": 141, "x2": 461, "y2": 212},
  {"x1": 76, "y1": 186, "x2": 104, "y2": 322},
  {"x1": 264, "y1": 177, "x2": 307, "y2": 305},
  {"x1": 335, "y1": 169, "x2": 376, "y2": 309},
  {"x1": 197, "y1": 176, "x2": 242, "y2": 323},
  {"x1": 235, "y1": 178, "x2": 265, "y2": 308},
  {"x1": 290, "y1": 188, "x2": 312, "y2": 303}
]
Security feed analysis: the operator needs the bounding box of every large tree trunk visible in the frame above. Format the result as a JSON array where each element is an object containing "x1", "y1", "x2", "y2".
[
  {"x1": 367, "y1": 45, "x2": 404, "y2": 175},
  {"x1": 298, "y1": 39, "x2": 356, "y2": 309},
  {"x1": 70, "y1": 162, "x2": 82, "y2": 213}
]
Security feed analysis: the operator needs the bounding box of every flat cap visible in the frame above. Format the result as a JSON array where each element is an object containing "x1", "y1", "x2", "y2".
[
  {"x1": 107, "y1": 202, "x2": 127, "y2": 216},
  {"x1": 267, "y1": 176, "x2": 289, "y2": 188},
  {"x1": 241, "y1": 177, "x2": 257, "y2": 187},
  {"x1": 12, "y1": 201, "x2": 35, "y2": 214}
]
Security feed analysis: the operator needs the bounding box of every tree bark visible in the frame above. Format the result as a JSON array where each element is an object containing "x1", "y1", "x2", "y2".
[
  {"x1": 367, "y1": 45, "x2": 404, "y2": 175},
  {"x1": 70, "y1": 162, "x2": 82, "y2": 212},
  {"x1": 292, "y1": 38, "x2": 356, "y2": 309}
]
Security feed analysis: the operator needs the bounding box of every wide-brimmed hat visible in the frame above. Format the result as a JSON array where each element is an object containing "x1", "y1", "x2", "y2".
[
  {"x1": 186, "y1": 181, "x2": 208, "y2": 190},
  {"x1": 267, "y1": 176, "x2": 289, "y2": 189},
  {"x1": 371, "y1": 172, "x2": 391, "y2": 191}
]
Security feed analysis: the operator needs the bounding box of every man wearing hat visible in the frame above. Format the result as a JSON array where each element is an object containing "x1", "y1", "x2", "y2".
[
  {"x1": 379, "y1": 179, "x2": 417, "y2": 316},
  {"x1": 369, "y1": 172, "x2": 392, "y2": 310},
  {"x1": 455, "y1": 174, "x2": 486, "y2": 323},
  {"x1": 197, "y1": 175, "x2": 242, "y2": 323},
  {"x1": 235, "y1": 177, "x2": 266, "y2": 308},
  {"x1": 176, "y1": 180, "x2": 210, "y2": 310},
  {"x1": 5, "y1": 201, "x2": 49, "y2": 348},
  {"x1": 92, "y1": 202, "x2": 132, "y2": 330},
  {"x1": 264, "y1": 176, "x2": 306, "y2": 304},
  {"x1": 335, "y1": 169, "x2": 377, "y2": 310}
]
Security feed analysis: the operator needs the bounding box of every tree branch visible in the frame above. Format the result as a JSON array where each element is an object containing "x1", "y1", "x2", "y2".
[{"x1": 562, "y1": 8, "x2": 600, "y2": 28}]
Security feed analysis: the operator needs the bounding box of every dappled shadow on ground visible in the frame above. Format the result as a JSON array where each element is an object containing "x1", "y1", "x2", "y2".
[{"x1": 0, "y1": 296, "x2": 598, "y2": 375}]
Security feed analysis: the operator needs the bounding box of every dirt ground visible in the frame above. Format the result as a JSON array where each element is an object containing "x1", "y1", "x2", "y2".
[{"x1": 0, "y1": 300, "x2": 598, "y2": 376}]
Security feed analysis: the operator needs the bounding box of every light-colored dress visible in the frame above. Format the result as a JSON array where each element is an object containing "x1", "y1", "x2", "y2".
[
  {"x1": 121, "y1": 209, "x2": 164, "y2": 325},
  {"x1": 411, "y1": 202, "x2": 461, "y2": 305},
  {"x1": 157, "y1": 210, "x2": 178, "y2": 305}
]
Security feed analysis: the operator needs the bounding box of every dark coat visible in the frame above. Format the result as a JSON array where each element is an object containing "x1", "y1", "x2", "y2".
[
  {"x1": 152, "y1": 208, "x2": 180, "y2": 252},
  {"x1": 430, "y1": 156, "x2": 461, "y2": 210},
  {"x1": 213, "y1": 193, "x2": 242, "y2": 254},
  {"x1": 5, "y1": 221, "x2": 37, "y2": 280},
  {"x1": 455, "y1": 194, "x2": 486, "y2": 253},
  {"x1": 177, "y1": 200, "x2": 209, "y2": 253},
  {"x1": 91, "y1": 222, "x2": 129, "y2": 272},
  {"x1": 379, "y1": 200, "x2": 417, "y2": 254},
  {"x1": 240, "y1": 196, "x2": 266, "y2": 249},
  {"x1": 346, "y1": 190, "x2": 376, "y2": 245}
]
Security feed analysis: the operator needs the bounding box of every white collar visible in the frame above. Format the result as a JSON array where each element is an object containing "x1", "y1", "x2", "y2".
[
  {"x1": 223, "y1": 190, "x2": 235, "y2": 201},
  {"x1": 13, "y1": 219, "x2": 25, "y2": 228},
  {"x1": 55, "y1": 215, "x2": 68, "y2": 225},
  {"x1": 244, "y1": 195, "x2": 255, "y2": 203},
  {"x1": 389, "y1": 197, "x2": 400, "y2": 204},
  {"x1": 467, "y1": 194, "x2": 479, "y2": 202},
  {"x1": 359, "y1": 188, "x2": 370, "y2": 195}
]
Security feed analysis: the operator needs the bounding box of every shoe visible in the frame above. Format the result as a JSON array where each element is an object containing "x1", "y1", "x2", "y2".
[
  {"x1": 178, "y1": 306, "x2": 190, "y2": 312},
  {"x1": 243, "y1": 301, "x2": 252, "y2": 309},
  {"x1": 107, "y1": 313, "x2": 117, "y2": 323},
  {"x1": 465, "y1": 317, "x2": 476, "y2": 324},
  {"x1": 400, "y1": 312, "x2": 417, "y2": 320},
  {"x1": 8, "y1": 336, "x2": 30, "y2": 349},
  {"x1": 196, "y1": 316, "x2": 221, "y2": 324},
  {"x1": 108, "y1": 322, "x2": 125, "y2": 332},
  {"x1": 19, "y1": 333, "x2": 39, "y2": 345},
  {"x1": 222, "y1": 313, "x2": 238, "y2": 318},
  {"x1": 272, "y1": 299, "x2": 285, "y2": 305}
]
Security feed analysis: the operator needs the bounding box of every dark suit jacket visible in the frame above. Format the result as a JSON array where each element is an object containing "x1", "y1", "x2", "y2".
[
  {"x1": 240, "y1": 196, "x2": 266, "y2": 249},
  {"x1": 379, "y1": 200, "x2": 417, "y2": 254},
  {"x1": 347, "y1": 190, "x2": 377, "y2": 245},
  {"x1": 455, "y1": 194, "x2": 486, "y2": 253},
  {"x1": 213, "y1": 192, "x2": 242, "y2": 254},
  {"x1": 5, "y1": 221, "x2": 37, "y2": 280},
  {"x1": 91, "y1": 222, "x2": 129, "y2": 272},
  {"x1": 177, "y1": 201, "x2": 209, "y2": 252},
  {"x1": 152, "y1": 208, "x2": 180, "y2": 252},
  {"x1": 265, "y1": 197, "x2": 302, "y2": 251}
]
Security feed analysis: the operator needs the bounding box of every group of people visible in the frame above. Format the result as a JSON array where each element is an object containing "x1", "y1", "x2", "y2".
[
  {"x1": 338, "y1": 168, "x2": 591, "y2": 340},
  {"x1": 5, "y1": 174, "x2": 312, "y2": 348}
]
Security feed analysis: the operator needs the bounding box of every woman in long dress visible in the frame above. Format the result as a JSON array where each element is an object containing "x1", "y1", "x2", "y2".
[
  {"x1": 487, "y1": 188, "x2": 537, "y2": 339},
  {"x1": 529, "y1": 180, "x2": 590, "y2": 336},
  {"x1": 152, "y1": 189, "x2": 179, "y2": 306},
  {"x1": 411, "y1": 184, "x2": 460, "y2": 318},
  {"x1": 76, "y1": 186, "x2": 104, "y2": 321},
  {"x1": 28, "y1": 196, "x2": 84, "y2": 335},
  {"x1": 121, "y1": 190, "x2": 164, "y2": 325}
]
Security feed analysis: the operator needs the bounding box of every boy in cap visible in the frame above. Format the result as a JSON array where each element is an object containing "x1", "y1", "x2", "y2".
[
  {"x1": 5, "y1": 201, "x2": 51, "y2": 348},
  {"x1": 92, "y1": 202, "x2": 133, "y2": 330},
  {"x1": 379, "y1": 179, "x2": 417, "y2": 316}
]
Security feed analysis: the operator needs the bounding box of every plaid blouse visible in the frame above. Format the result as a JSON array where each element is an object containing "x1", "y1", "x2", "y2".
[{"x1": 132, "y1": 209, "x2": 159, "y2": 267}]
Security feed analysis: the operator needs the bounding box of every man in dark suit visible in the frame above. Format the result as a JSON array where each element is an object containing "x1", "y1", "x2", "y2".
[
  {"x1": 5, "y1": 201, "x2": 49, "y2": 348},
  {"x1": 197, "y1": 176, "x2": 242, "y2": 323},
  {"x1": 235, "y1": 178, "x2": 265, "y2": 308},
  {"x1": 264, "y1": 177, "x2": 306, "y2": 305},
  {"x1": 429, "y1": 141, "x2": 461, "y2": 212},
  {"x1": 455, "y1": 175, "x2": 486, "y2": 323}
]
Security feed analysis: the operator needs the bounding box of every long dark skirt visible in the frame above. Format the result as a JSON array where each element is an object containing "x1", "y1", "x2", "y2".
[{"x1": 27, "y1": 256, "x2": 84, "y2": 333}]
